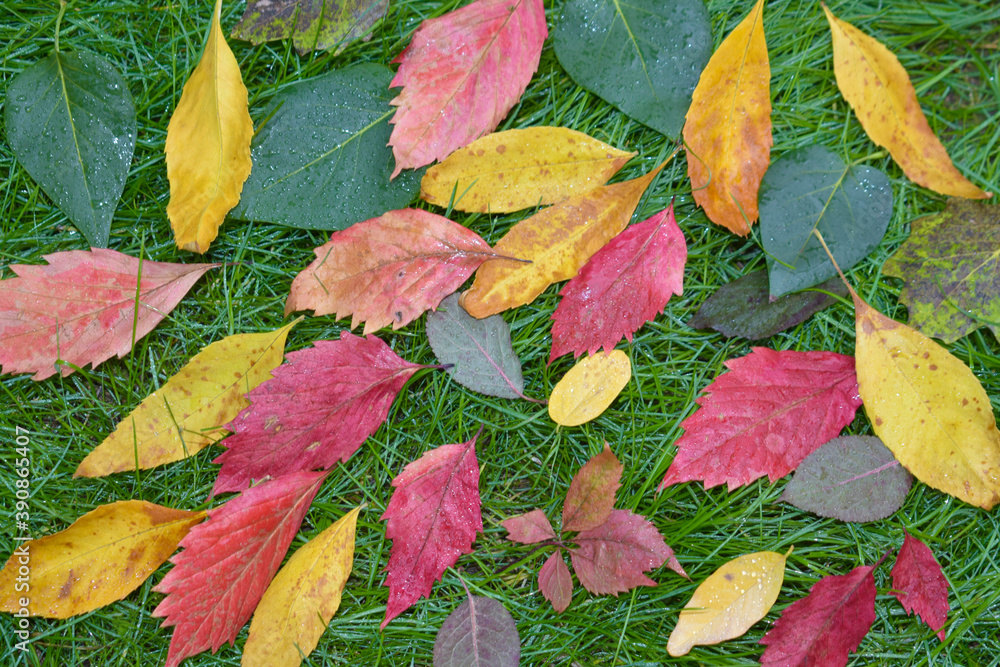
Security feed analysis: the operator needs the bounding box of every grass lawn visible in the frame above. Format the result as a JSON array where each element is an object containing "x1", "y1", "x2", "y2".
[{"x1": 2, "y1": 0, "x2": 1000, "y2": 664}]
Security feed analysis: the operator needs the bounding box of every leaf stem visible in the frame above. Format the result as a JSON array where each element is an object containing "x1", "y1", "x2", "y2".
[
  {"x1": 811, "y1": 228, "x2": 858, "y2": 300},
  {"x1": 54, "y1": 1, "x2": 68, "y2": 52}
]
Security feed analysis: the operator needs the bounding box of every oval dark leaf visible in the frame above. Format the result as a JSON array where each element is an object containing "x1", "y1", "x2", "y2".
[{"x1": 434, "y1": 594, "x2": 520, "y2": 667}]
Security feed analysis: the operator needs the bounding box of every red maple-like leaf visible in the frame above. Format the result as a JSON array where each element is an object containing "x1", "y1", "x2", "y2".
[
  {"x1": 562, "y1": 443, "x2": 622, "y2": 532},
  {"x1": 381, "y1": 431, "x2": 483, "y2": 628},
  {"x1": 538, "y1": 552, "x2": 573, "y2": 613},
  {"x1": 660, "y1": 348, "x2": 861, "y2": 491},
  {"x1": 387, "y1": 0, "x2": 547, "y2": 176},
  {"x1": 550, "y1": 206, "x2": 686, "y2": 362},
  {"x1": 502, "y1": 508, "x2": 556, "y2": 544},
  {"x1": 0, "y1": 248, "x2": 215, "y2": 380},
  {"x1": 152, "y1": 470, "x2": 326, "y2": 667},
  {"x1": 891, "y1": 532, "x2": 949, "y2": 640},
  {"x1": 759, "y1": 561, "x2": 879, "y2": 667},
  {"x1": 213, "y1": 333, "x2": 423, "y2": 495}
]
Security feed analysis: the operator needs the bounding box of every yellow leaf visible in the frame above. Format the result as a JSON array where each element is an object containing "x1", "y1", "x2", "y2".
[
  {"x1": 548, "y1": 350, "x2": 631, "y2": 427},
  {"x1": 420, "y1": 127, "x2": 635, "y2": 213},
  {"x1": 75, "y1": 320, "x2": 297, "y2": 477},
  {"x1": 242, "y1": 506, "x2": 361, "y2": 667},
  {"x1": 460, "y1": 162, "x2": 665, "y2": 318},
  {"x1": 166, "y1": 0, "x2": 254, "y2": 253},
  {"x1": 667, "y1": 548, "x2": 790, "y2": 656},
  {"x1": 683, "y1": 0, "x2": 771, "y2": 236},
  {"x1": 853, "y1": 293, "x2": 1000, "y2": 509},
  {"x1": 822, "y1": 4, "x2": 989, "y2": 199},
  {"x1": 0, "y1": 501, "x2": 205, "y2": 618}
]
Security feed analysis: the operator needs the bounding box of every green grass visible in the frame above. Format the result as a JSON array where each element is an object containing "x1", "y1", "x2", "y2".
[{"x1": 2, "y1": 0, "x2": 999, "y2": 664}]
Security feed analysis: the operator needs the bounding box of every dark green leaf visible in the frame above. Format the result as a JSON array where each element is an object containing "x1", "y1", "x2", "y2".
[
  {"x1": 553, "y1": 0, "x2": 711, "y2": 137},
  {"x1": 688, "y1": 270, "x2": 848, "y2": 340},
  {"x1": 5, "y1": 52, "x2": 136, "y2": 247},
  {"x1": 433, "y1": 594, "x2": 520, "y2": 667},
  {"x1": 883, "y1": 198, "x2": 1000, "y2": 344},
  {"x1": 781, "y1": 435, "x2": 912, "y2": 523},
  {"x1": 230, "y1": 64, "x2": 422, "y2": 231},
  {"x1": 760, "y1": 146, "x2": 892, "y2": 298},
  {"x1": 232, "y1": 0, "x2": 387, "y2": 56}
]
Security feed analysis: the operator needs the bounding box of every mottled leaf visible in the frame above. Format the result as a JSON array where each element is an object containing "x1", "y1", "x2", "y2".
[
  {"x1": 502, "y1": 509, "x2": 556, "y2": 545},
  {"x1": 538, "y1": 552, "x2": 573, "y2": 613},
  {"x1": 233, "y1": 0, "x2": 387, "y2": 55},
  {"x1": 562, "y1": 443, "x2": 622, "y2": 532},
  {"x1": 891, "y1": 532, "x2": 949, "y2": 641},
  {"x1": 433, "y1": 594, "x2": 520, "y2": 667}
]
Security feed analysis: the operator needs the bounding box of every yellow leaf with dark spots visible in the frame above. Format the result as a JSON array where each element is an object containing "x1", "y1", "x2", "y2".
[{"x1": 548, "y1": 350, "x2": 631, "y2": 427}]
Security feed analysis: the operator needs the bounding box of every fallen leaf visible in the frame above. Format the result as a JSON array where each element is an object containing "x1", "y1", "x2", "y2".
[
  {"x1": 549, "y1": 205, "x2": 686, "y2": 362},
  {"x1": 0, "y1": 501, "x2": 204, "y2": 618},
  {"x1": 667, "y1": 548, "x2": 790, "y2": 657},
  {"x1": 562, "y1": 443, "x2": 622, "y2": 532},
  {"x1": 242, "y1": 506, "x2": 361, "y2": 667},
  {"x1": 537, "y1": 552, "x2": 573, "y2": 613},
  {"x1": 285, "y1": 209, "x2": 500, "y2": 334},
  {"x1": 882, "y1": 198, "x2": 1000, "y2": 343},
  {"x1": 462, "y1": 162, "x2": 665, "y2": 318},
  {"x1": 433, "y1": 593, "x2": 520, "y2": 667},
  {"x1": 660, "y1": 348, "x2": 862, "y2": 491},
  {"x1": 0, "y1": 249, "x2": 216, "y2": 380},
  {"x1": 420, "y1": 126, "x2": 634, "y2": 213},
  {"x1": 166, "y1": 0, "x2": 253, "y2": 252},
  {"x1": 233, "y1": 0, "x2": 387, "y2": 55},
  {"x1": 688, "y1": 270, "x2": 848, "y2": 340},
  {"x1": 823, "y1": 4, "x2": 989, "y2": 199},
  {"x1": 548, "y1": 350, "x2": 632, "y2": 427},
  {"x1": 759, "y1": 145, "x2": 892, "y2": 298},
  {"x1": 76, "y1": 321, "x2": 296, "y2": 476},
  {"x1": 781, "y1": 435, "x2": 912, "y2": 522},
  {"x1": 213, "y1": 332, "x2": 424, "y2": 495},
  {"x1": 502, "y1": 509, "x2": 556, "y2": 545},
  {"x1": 388, "y1": 0, "x2": 547, "y2": 176},
  {"x1": 683, "y1": 0, "x2": 770, "y2": 235},
  {"x1": 891, "y1": 532, "x2": 949, "y2": 641},
  {"x1": 381, "y1": 432, "x2": 483, "y2": 628},
  {"x1": 153, "y1": 471, "x2": 326, "y2": 667}
]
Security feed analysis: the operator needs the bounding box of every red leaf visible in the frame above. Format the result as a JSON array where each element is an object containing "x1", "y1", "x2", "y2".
[
  {"x1": 569, "y1": 509, "x2": 685, "y2": 596},
  {"x1": 152, "y1": 471, "x2": 326, "y2": 667},
  {"x1": 538, "y1": 552, "x2": 573, "y2": 613},
  {"x1": 0, "y1": 248, "x2": 215, "y2": 380},
  {"x1": 502, "y1": 509, "x2": 556, "y2": 544},
  {"x1": 660, "y1": 348, "x2": 862, "y2": 491},
  {"x1": 213, "y1": 332, "x2": 422, "y2": 495},
  {"x1": 381, "y1": 432, "x2": 483, "y2": 628},
  {"x1": 562, "y1": 443, "x2": 622, "y2": 532},
  {"x1": 388, "y1": 0, "x2": 547, "y2": 176},
  {"x1": 759, "y1": 562, "x2": 878, "y2": 667},
  {"x1": 550, "y1": 206, "x2": 687, "y2": 362},
  {"x1": 891, "y1": 532, "x2": 949, "y2": 640}
]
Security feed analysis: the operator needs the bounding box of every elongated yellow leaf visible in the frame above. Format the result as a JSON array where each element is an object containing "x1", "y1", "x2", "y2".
[
  {"x1": 242, "y1": 506, "x2": 361, "y2": 667},
  {"x1": 853, "y1": 293, "x2": 1000, "y2": 509},
  {"x1": 461, "y1": 162, "x2": 665, "y2": 318},
  {"x1": 421, "y1": 127, "x2": 635, "y2": 213},
  {"x1": 0, "y1": 501, "x2": 205, "y2": 618},
  {"x1": 75, "y1": 320, "x2": 297, "y2": 477},
  {"x1": 166, "y1": 0, "x2": 254, "y2": 253},
  {"x1": 667, "y1": 548, "x2": 789, "y2": 656},
  {"x1": 548, "y1": 350, "x2": 631, "y2": 426},
  {"x1": 822, "y1": 4, "x2": 988, "y2": 199}
]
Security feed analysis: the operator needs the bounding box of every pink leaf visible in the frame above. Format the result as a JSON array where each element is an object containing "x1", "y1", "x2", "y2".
[
  {"x1": 502, "y1": 509, "x2": 556, "y2": 544},
  {"x1": 891, "y1": 532, "x2": 949, "y2": 641},
  {"x1": 538, "y1": 551, "x2": 573, "y2": 613},
  {"x1": 562, "y1": 443, "x2": 622, "y2": 532}
]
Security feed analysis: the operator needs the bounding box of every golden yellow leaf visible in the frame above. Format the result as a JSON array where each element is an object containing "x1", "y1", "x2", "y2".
[
  {"x1": 166, "y1": 0, "x2": 254, "y2": 253},
  {"x1": 683, "y1": 0, "x2": 771, "y2": 236},
  {"x1": 75, "y1": 320, "x2": 297, "y2": 477},
  {"x1": 853, "y1": 293, "x2": 1000, "y2": 509},
  {"x1": 822, "y1": 4, "x2": 989, "y2": 199},
  {"x1": 667, "y1": 548, "x2": 790, "y2": 656},
  {"x1": 460, "y1": 162, "x2": 665, "y2": 318},
  {"x1": 548, "y1": 350, "x2": 631, "y2": 427},
  {"x1": 0, "y1": 501, "x2": 205, "y2": 618},
  {"x1": 420, "y1": 127, "x2": 635, "y2": 213},
  {"x1": 242, "y1": 506, "x2": 361, "y2": 667}
]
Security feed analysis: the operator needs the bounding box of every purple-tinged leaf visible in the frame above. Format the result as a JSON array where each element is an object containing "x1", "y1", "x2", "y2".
[{"x1": 433, "y1": 593, "x2": 520, "y2": 667}]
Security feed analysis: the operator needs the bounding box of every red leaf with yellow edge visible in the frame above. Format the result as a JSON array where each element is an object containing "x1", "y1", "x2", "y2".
[
  {"x1": 562, "y1": 443, "x2": 622, "y2": 532},
  {"x1": 891, "y1": 532, "x2": 949, "y2": 641}
]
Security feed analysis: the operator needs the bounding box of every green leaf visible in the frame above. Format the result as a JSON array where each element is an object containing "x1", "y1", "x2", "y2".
[
  {"x1": 232, "y1": 0, "x2": 387, "y2": 56},
  {"x1": 230, "y1": 64, "x2": 422, "y2": 231},
  {"x1": 883, "y1": 198, "x2": 1000, "y2": 344},
  {"x1": 553, "y1": 0, "x2": 711, "y2": 138},
  {"x1": 760, "y1": 146, "x2": 892, "y2": 298},
  {"x1": 688, "y1": 270, "x2": 848, "y2": 340},
  {"x1": 5, "y1": 52, "x2": 136, "y2": 247}
]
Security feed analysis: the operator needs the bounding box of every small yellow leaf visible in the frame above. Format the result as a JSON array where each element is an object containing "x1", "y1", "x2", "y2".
[
  {"x1": 75, "y1": 320, "x2": 297, "y2": 476},
  {"x1": 854, "y1": 294, "x2": 1000, "y2": 509},
  {"x1": 822, "y1": 4, "x2": 989, "y2": 199},
  {"x1": 0, "y1": 501, "x2": 205, "y2": 618},
  {"x1": 548, "y1": 350, "x2": 631, "y2": 427},
  {"x1": 166, "y1": 0, "x2": 254, "y2": 253},
  {"x1": 242, "y1": 506, "x2": 361, "y2": 667},
  {"x1": 420, "y1": 126, "x2": 635, "y2": 213},
  {"x1": 667, "y1": 548, "x2": 790, "y2": 657}
]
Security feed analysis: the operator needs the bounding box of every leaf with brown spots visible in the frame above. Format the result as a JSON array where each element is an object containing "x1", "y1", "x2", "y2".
[{"x1": 0, "y1": 501, "x2": 205, "y2": 618}]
